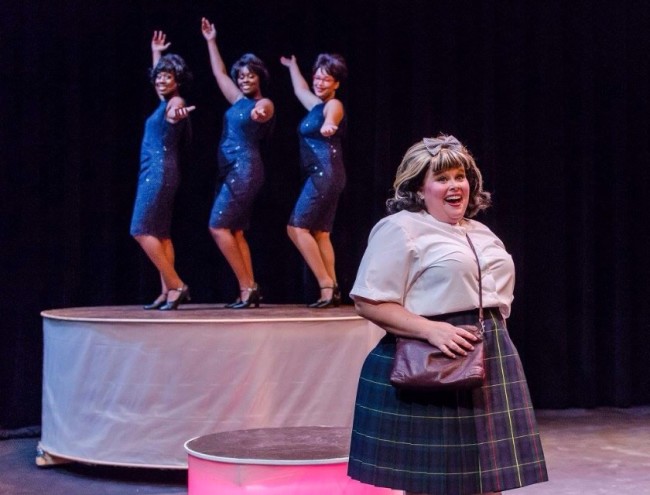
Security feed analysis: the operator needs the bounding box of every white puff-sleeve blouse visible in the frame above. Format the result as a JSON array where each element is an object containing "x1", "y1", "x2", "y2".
[{"x1": 350, "y1": 210, "x2": 515, "y2": 318}]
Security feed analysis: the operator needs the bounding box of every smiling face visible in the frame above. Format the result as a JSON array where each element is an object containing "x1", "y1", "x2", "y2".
[
  {"x1": 237, "y1": 67, "x2": 261, "y2": 98},
  {"x1": 420, "y1": 166, "x2": 470, "y2": 225},
  {"x1": 155, "y1": 71, "x2": 179, "y2": 99},
  {"x1": 312, "y1": 68, "x2": 339, "y2": 101}
]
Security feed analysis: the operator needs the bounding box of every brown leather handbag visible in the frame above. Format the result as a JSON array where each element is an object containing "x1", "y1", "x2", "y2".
[{"x1": 390, "y1": 233, "x2": 486, "y2": 391}]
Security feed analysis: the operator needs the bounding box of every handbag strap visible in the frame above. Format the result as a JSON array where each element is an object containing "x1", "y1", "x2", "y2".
[{"x1": 464, "y1": 233, "x2": 484, "y2": 329}]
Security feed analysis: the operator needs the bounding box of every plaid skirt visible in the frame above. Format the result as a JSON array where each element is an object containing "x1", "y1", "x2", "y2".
[{"x1": 348, "y1": 308, "x2": 548, "y2": 494}]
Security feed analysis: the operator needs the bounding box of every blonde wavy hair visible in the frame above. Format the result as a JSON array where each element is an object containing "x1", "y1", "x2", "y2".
[{"x1": 386, "y1": 134, "x2": 491, "y2": 217}]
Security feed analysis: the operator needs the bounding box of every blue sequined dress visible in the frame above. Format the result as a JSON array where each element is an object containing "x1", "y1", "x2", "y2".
[
  {"x1": 209, "y1": 97, "x2": 274, "y2": 230},
  {"x1": 288, "y1": 102, "x2": 346, "y2": 231},
  {"x1": 130, "y1": 100, "x2": 190, "y2": 238}
]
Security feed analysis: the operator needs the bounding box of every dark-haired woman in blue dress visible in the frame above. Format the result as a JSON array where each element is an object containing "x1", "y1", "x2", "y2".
[
  {"x1": 280, "y1": 53, "x2": 347, "y2": 308},
  {"x1": 130, "y1": 31, "x2": 194, "y2": 311},
  {"x1": 201, "y1": 17, "x2": 274, "y2": 309}
]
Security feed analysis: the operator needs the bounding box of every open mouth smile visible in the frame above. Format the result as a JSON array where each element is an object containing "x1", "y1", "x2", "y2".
[{"x1": 445, "y1": 194, "x2": 463, "y2": 206}]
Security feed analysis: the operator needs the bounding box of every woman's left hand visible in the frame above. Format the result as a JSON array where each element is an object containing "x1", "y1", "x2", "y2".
[
  {"x1": 169, "y1": 105, "x2": 196, "y2": 123},
  {"x1": 176, "y1": 105, "x2": 196, "y2": 117},
  {"x1": 320, "y1": 123, "x2": 338, "y2": 137},
  {"x1": 251, "y1": 106, "x2": 267, "y2": 121}
]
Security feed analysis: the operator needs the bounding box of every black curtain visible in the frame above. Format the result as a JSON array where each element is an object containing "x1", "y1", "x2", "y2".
[{"x1": 2, "y1": 0, "x2": 649, "y2": 429}]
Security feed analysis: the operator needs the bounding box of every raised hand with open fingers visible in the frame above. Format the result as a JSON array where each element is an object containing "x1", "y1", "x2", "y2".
[
  {"x1": 200, "y1": 17, "x2": 216, "y2": 41},
  {"x1": 151, "y1": 31, "x2": 171, "y2": 52}
]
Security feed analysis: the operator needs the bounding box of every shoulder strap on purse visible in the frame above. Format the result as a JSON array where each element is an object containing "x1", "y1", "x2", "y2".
[{"x1": 465, "y1": 233, "x2": 484, "y2": 331}]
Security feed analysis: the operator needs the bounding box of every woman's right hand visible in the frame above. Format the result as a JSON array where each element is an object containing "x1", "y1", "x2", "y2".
[
  {"x1": 353, "y1": 298, "x2": 481, "y2": 360},
  {"x1": 427, "y1": 321, "x2": 480, "y2": 359},
  {"x1": 201, "y1": 17, "x2": 216, "y2": 41},
  {"x1": 151, "y1": 31, "x2": 171, "y2": 53}
]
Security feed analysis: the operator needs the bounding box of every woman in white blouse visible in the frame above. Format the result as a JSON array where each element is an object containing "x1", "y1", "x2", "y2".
[{"x1": 347, "y1": 135, "x2": 548, "y2": 495}]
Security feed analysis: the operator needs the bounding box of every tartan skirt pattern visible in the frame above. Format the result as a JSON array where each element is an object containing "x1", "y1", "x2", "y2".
[{"x1": 348, "y1": 308, "x2": 548, "y2": 494}]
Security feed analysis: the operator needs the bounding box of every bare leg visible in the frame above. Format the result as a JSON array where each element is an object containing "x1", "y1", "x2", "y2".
[
  {"x1": 210, "y1": 227, "x2": 255, "y2": 299},
  {"x1": 233, "y1": 230, "x2": 255, "y2": 283},
  {"x1": 313, "y1": 230, "x2": 336, "y2": 289},
  {"x1": 133, "y1": 235, "x2": 184, "y2": 299},
  {"x1": 287, "y1": 225, "x2": 334, "y2": 299},
  {"x1": 159, "y1": 238, "x2": 176, "y2": 293}
]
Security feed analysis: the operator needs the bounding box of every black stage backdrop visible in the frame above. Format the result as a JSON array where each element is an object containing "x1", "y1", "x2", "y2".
[{"x1": 1, "y1": 0, "x2": 649, "y2": 429}]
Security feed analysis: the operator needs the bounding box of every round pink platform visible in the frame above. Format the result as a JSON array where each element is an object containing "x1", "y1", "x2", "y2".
[{"x1": 184, "y1": 426, "x2": 399, "y2": 494}]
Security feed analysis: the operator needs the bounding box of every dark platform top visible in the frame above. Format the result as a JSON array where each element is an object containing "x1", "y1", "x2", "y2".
[
  {"x1": 41, "y1": 304, "x2": 362, "y2": 323},
  {"x1": 184, "y1": 426, "x2": 351, "y2": 465}
]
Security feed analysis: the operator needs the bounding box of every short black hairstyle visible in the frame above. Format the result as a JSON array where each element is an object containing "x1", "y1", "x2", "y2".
[
  {"x1": 230, "y1": 53, "x2": 270, "y2": 84},
  {"x1": 149, "y1": 54, "x2": 193, "y2": 87}
]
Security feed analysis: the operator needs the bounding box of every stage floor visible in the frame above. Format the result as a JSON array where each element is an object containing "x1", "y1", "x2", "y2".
[{"x1": 5, "y1": 407, "x2": 650, "y2": 494}]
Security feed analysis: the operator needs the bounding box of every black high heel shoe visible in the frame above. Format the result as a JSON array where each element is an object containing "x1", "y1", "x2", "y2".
[
  {"x1": 224, "y1": 297, "x2": 241, "y2": 309},
  {"x1": 308, "y1": 284, "x2": 341, "y2": 309},
  {"x1": 232, "y1": 284, "x2": 261, "y2": 309},
  {"x1": 143, "y1": 293, "x2": 167, "y2": 310},
  {"x1": 159, "y1": 285, "x2": 190, "y2": 311}
]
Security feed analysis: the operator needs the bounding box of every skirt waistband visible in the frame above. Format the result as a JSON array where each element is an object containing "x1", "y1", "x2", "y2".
[
  {"x1": 381, "y1": 308, "x2": 502, "y2": 344},
  {"x1": 423, "y1": 307, "x2": 501, "y2": 322}
]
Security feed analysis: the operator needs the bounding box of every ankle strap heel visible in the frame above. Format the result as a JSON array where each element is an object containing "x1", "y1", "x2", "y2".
[
  {"x1": 232, "y1": 284, "x2": 261, "y2": 309},
  {"x1": 308, "y1": 284, "x2": 341, "y2": 309},
  {"x1": 159, "y1": 285, "x2": 190, "y2": 311}
]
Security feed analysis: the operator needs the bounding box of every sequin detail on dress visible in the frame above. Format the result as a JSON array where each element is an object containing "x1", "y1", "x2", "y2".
[
  {"x1": 130, "y1": 100, "x2": 190, "y2": 238},
  {"x1": 209, "y1": 97, "x2": 273, "y2": 230},
  {"x1": 288, "y1": 103, "x2": 346, "y2": 232}
]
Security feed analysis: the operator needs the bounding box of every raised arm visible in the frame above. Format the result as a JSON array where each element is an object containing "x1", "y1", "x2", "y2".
[
  {"x1": 353, "y1": 297, "x2": 480, "y2": 359},
  {"x1": 280, "y1": 55, "x2": 321, "y2": 110},
  {"x1": 320, "y1": 98, "x2": 344, "y2": 136},
  {"x1": 151, "y1": 31, "x2": 170, "y2": 68},
  {"x1": 201, "y1": 17, "x2": 241, "y2": 104}
]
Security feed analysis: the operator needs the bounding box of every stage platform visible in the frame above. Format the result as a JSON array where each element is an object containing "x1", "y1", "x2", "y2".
[
  {"x1": 184, "y1": 426, "x2": 399, "y2": 494},
  {"x1": 39, "y1": 304, "x2": 384, "y2": 469}
]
